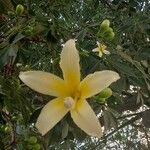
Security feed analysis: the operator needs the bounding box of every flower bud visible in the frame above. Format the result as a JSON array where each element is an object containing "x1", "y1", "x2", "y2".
[
  {"x1": 16, "y1": 4, "x2": 24, "y2": 15},
  {"x1": 101, "y1": 19, "x2": 110, "y2": 27},
  {"x1": 106, "y1": 31, "x2": 115, "y2": 40},
  {"x1": 24, "y1": 26, "x2": 34, "y2": 36},
  {"x1": 4, "y1": 126, "x2": 11, "y2": 133},
  {"x1": 96, "y1": 98, "x2": 106, "y2": 104},
  {"x1": 33, "y1": 144, "x2": 40, "y2": 150},
  {"x1": 98, "y1": 88, "x2": 112, "y2": 99},
  {"x1": 28, "y1": 136, "x2": 37, "y2": 144},
  {"x1": 8, "y1": 11, "x2": 15, "y2": 17},
  {"x1": 103, "y1": 28, "x2": 115, "y2": 40},
  {"x1": 100, "y1": 19, "x2": 110, "y2": 31}
]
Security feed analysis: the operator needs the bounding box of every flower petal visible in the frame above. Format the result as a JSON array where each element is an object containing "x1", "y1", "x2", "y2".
[
  {"x1": 99, "y1": 51, "x2": 103, "y2": 57},
  {"x1": 96, "y1": 41, "x2": 100, "y2": 46},
  {"x1": 19, "y1": 71, "x2": 68, "y2": 97},
  {"x1": 60, "y1": 39, "x2": 80, "y2": 91},
  {"x1": 92, "y1": 48, "x2": 99, "y2": 52},
  {"x1": 103, "y1": 50, "x2": 110, "y2": 55},
  {"x1": 36, "y1": 98, "x2": 68, "y2": 135},
  {"x1": 71, "y1": 99, "x2": 102, "y2": 138},
  {"x1": 80, "y1": 71, "x2": 120, "y2": 98}
]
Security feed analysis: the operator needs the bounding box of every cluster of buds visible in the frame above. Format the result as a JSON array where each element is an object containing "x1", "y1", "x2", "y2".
[
  {"x1": 97, "y1": 19, "x2": 115, "y2": 40},
  {"x1": 8, "y1": 4, "x2": 24, "y2": 18}
]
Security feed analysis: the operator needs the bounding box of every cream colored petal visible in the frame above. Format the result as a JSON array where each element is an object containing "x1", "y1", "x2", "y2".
[
  {"x1": 71, "y1": 99, "x2": 102, "y2": 138},
  {"x1": 96, "y1": 41, "x2": 100, "y2": 46},
  {"x1": 60, "y1": 40, "x2": 80, "y2": 92},
  {"x1": 80, "y1": 71, "x2": 120, "y2": 98},
  {"x1": 99, "y1": 51, "x2": 103, "y2": 57},
  {"x1": 102, "y1": 44, "x2": 107, "y2": 50},
  {"x1": 92, "y1": 48, "x2": 99, "y2": 52},
  {"x1": 19, "y1": 71, "x2": 68, "y2": 97},
  {"x1": 36, "y1": 98, "x2": 68, "y2": 135},
  {"x1": 103, "y1": 50, "x2": 110, "y2": 55}
]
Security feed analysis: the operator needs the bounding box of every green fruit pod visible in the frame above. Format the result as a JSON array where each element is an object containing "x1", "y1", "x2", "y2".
[{"x1": 16, "y1": 4, "x2": 24, "y2": 15}]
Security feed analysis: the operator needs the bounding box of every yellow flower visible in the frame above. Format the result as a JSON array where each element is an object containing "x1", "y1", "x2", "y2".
[
  {"x1": 92, "y1": 41, "x2": 110, "y2": 57},
  {"x1": 19, "y1": 40, "x2": 120, "y2": 138}
]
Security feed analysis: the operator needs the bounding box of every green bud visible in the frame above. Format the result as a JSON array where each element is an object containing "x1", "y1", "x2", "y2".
[
  {"x1": 105, "y1": 31, "x2": 115, "y2": 40},
  {"x1": 28, "y1": 136, "x2": 37, "y2": 144},
  {"x1": 24, "y1": 30, "x2": 32, "y2": 36},
  {"x1": 0, "y1": 125, "x2": 5, "y2": 132},
  {"x1": 105, "y1": 27, "x2": 113, "y2": 33},
  {"x1": 98, "y1": 20, "x2": 115, "y2": 40},
  {"x1": 4, "y1": 126, "x2": 11, "y2": 133},
  {"x1": 103, "y1": 28, "x2": 115, "y2": 40},
  {"x1": 16, "y1": 4, "x2": 24, "y2": 15},
  {"x1": 101, "y1": 19, "x2": 110, "y2": 27},
  {"x1": 32, "y1": 144, "x2": 40, "y2": 150},
  {"x1": 12, "y1": 116, "x2": 17, "y2": 121},
  {"x1": 24, "y1": 26, "x2": 34, "y2": 36},
  {"x1": 26, "y1": 145, "x2": 33, "y2": 150},
  {"x1": 96, "y1": 98, "x2": 106, "y2": 104},
  {"x1": 100, "y1": 19, "x2": 110, "y2": 31},
  {"x1": 8, "y1": 11, "x2": 15, "y2": 17},
  {"x1": 98, "y1": 88, "x2": 112, "y2": 99}
]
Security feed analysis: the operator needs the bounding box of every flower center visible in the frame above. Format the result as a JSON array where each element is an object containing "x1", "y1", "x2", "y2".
[
  {"x1": 98, "y1": 44, "x2": 106, "y2": 53},
  {"x1": 64, "y1": 97, "x2": 75, "y2": 109}
]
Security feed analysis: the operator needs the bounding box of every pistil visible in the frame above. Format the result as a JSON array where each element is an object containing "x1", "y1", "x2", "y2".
[{"x1": 64, "y1": 97, "x2": 75, "y2": 109}]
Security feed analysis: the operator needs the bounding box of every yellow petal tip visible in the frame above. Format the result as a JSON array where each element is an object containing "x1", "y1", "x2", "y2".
[
  {"x1": 19, "y1": 71, "x2": 27, "y2": 81},
  {"x1": 35, "y1": 118, "x2": 52, "y2": 136},
  {"x1": 35, "y1": 122, "x2": 46, "y2": 136},
  {"x1": 96, "y1": 130, "x2": 103, "y2": 138},
  {"x1": 64, "y1": 39, "x2": 76, "y2": 47}
]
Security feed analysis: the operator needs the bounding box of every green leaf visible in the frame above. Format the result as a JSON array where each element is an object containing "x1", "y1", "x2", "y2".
[
  {"x1": 0, "y1": 44, "x2": 18, "y2": 68},
  {"x1": 109, "y1": 59, "x2": 137, "y2": 77},
  {"x1": 29, "y1": 108, "x2": 42, "y2": 124},
  {"x1": 111, "y1": 77, "x2": 127, "y2": 93},
  {"x1": 142, "y1": 110, "x2": 150, "y2": 128},
  {"x1": 12, "y1": 33, "x2": 25, "y2": 44},
  {"x1": 61, "y1": 121, "x2": 69, "y2": 139},
  {"x1": 103, "y1": 109, "x2": 118, "y2": 132}
]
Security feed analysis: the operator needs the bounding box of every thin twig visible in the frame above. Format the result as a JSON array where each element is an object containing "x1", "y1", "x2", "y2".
[
  {"x1": 2, "y1": 110, "x2": 17, "y2": 149},
  {"x1": 117, "y1": 111, "x2": 144, "y2": 120}
]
